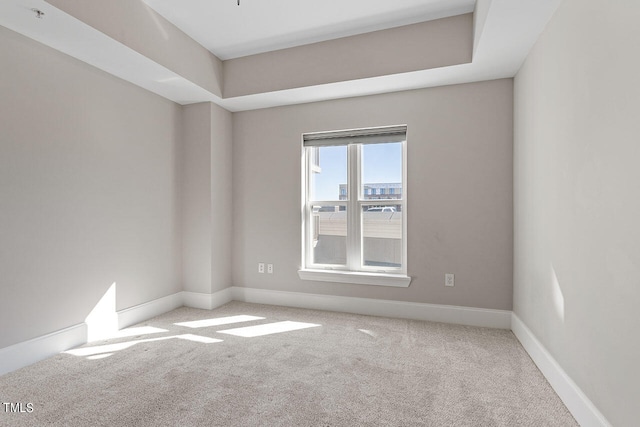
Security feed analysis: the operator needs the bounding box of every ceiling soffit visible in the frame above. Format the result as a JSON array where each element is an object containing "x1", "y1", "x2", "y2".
[{"x1": 0, "y1": 0, "x2": 563, "y2": 111}]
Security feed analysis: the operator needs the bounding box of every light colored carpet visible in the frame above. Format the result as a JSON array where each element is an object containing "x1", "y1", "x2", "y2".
[{"x1": 0, "y1": 302, "x2": 577, "y2": 426}]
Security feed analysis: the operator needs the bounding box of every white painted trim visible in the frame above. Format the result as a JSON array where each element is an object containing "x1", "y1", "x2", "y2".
[
  {"x1": 1, "y1": 286, "x2": 608, "y2": 427},
  {"x1": 182, "y1": 288, "x2": 234, "y2": 310},
  {"x1": 511, "y1": 314, "x2": 612, "y2": 427},
  {"x1": 210, "y1": 287, "x2": 234, "y2": 308},
  {"x1": 230, "y1": 286, "x2": 510, "y2": 329},
  {"x1": 298, "y1": 269, "x2": 411, "y2": 287},
  {"x1": 117, "y1": 292, "x2": 184, "y2": 329},
  {"x1": 0, "y1": 291, "x2": 186, "y2": 377},
  {"x1": 0, "y1": 323, "x2": 87, "y2": 377},
  {"x1": 182, "y1": 291, "x2": 215, "y2": 310}
]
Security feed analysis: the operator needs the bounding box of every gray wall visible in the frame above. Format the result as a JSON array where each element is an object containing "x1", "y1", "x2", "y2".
[
  {"x1": 0, "y1": 27, "x2": 183, "y2": 349},
  {"x1": 181, "y1": 102, "x2": 232, "y2": 295},
  {"x1": 513, "y1": 0, "x2": 640, "y2": 425},
  {"x1": 182, "y1": 104, "x2": 212, "y2": 294},
  {"x1": 232, "y1": 79, "x2": 513, "y2": 310},
  {"x1": 209, "y1": 103, "x2": 233, "y2": 293},
  {"x1": 223, "y1": 14, "x2": 472, "y2": 97}
]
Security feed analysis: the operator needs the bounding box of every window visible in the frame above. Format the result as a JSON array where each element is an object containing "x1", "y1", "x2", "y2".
[{"x1": 299, "y1": 125, "x2": 410, "y2": 287}]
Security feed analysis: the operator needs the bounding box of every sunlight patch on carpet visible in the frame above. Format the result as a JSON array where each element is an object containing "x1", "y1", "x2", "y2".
[
  {"x1": 175, "y1": 315, "x2": 265, "y2": 329},
  {"x1": 358, "y1": 329, "x2": 378, "y2": 338},
  {"x1": 217, "y1": 321, "x2": 321, "y2": 338},
  {"x1": 112, "y1": 326, "x2": 169, "y2": 338},
  {"x1": 64, "y1": 334, "x2": 222, "y2": 357},
  {"x1": 66, "y1": 340, "x2": 140, "y2": 357},
  {"x1": 175, "y1": 334, "x2": 222, "y2": 344},
  {"x1": 86, "y1": 353, "x2": 114, "y2": 360}
]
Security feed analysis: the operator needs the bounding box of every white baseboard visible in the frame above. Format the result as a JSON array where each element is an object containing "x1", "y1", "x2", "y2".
[
  {"x1": 230, "y1": 286, "x2": 512, "y2": 329},
  {"x1": 511, "y1": 314, "x2": 611, "y2": 427},
  {"x1": 182, "y1": 288, "x2": 233, "y2": 310},
  {"x1": 0, "y1": 323, "x2": 87, "y2": 377},
  {"x1": 117, "y1": 292, "x2": 184, "y2": 329},
  {"x1": 182, "y1": 291, "x2": 214, "y2": 310},
  {"x1": 0, "y1": 286, "x2": 609, "y2": 427},
  {"x1": 0, "y1": 291, "x2": 184, "y2": 377}
]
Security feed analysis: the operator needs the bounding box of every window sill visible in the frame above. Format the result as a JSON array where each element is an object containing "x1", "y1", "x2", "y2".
[{"x1": 298, "y1": 269, "x2": 411, "y2": 287}]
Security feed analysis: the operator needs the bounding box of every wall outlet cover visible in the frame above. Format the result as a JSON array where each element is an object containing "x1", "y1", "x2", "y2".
[{"x1": 445, "y1": 273, "x2": 455, "y2": 287}]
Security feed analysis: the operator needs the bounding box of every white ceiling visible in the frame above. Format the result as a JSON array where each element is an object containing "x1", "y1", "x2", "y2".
[
  {"x1": 0, "y1": 0, "x2": 563, "y2": 111},
  {"x1": 142, "y1": 0, "x2": 476, "y2": 60}
]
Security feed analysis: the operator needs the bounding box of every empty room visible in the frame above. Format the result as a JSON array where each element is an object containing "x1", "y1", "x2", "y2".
[{"x1": 0, "y1": 0, "x2": 637, "y2": 425}]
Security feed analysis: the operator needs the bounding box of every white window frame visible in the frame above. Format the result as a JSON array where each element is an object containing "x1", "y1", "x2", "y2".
[{"x1": 298, "y1": 125, "x2": 411, "y2": 287}]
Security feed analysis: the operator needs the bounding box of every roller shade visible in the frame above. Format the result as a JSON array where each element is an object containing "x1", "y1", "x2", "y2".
[{"x1": 303, "y1": 125, "x2": 407, "y2": 147}]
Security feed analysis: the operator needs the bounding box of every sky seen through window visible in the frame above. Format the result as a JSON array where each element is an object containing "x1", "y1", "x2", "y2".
[{"x1": 312, "y1": 142, "x2": 402, "y2": 201}]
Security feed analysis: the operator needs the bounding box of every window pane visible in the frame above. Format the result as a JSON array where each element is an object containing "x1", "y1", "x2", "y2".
[
  {"x1": 361, "y1": 142, "x2": 402, "y2": 200},
  {"x1": 362, "y1": 206, "x2": 402, "y2": 268},
  {"x1": 309, "y1": 146, "x2": 347, "y2": 201},
  {"x1": 311, "y1": 205, "x2": 347, "y2": 265}
]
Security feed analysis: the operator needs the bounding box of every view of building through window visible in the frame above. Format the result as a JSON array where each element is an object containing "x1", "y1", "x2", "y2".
[
  {"x1": 339, "y1": 183, "x2": 402, "y2": 211},
  {"x1": 310, "y1": 143, "x2": 402, "y2": 202}
]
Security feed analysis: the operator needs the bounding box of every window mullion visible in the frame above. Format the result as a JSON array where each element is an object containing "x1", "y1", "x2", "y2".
[
  {"x1": 304, "y1": 148, "x2": 312, "y2": 269},
  {"x1": 347, "y1": 144, "x2": 360, "y2": 271}
]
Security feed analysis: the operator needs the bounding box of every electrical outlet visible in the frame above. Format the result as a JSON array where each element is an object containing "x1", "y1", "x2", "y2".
[
  {"x1": 445, "y1": 273, "x2": 455, "y2": 287},
  {"x1": 258, "y1": 262, "x2": 265, "y2": 273},
  {"x1": 267, "y1": 264, "x2": 273, "y2": 274}
]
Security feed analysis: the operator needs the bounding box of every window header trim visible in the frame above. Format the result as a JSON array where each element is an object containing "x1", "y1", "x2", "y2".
[{"x1": 303, "y1": 125, "x2": 407, "y2": 147}]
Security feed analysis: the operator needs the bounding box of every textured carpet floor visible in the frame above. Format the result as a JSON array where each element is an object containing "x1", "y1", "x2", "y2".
[{"x1": 0, "y1": 302, "x2": 577, "y2": 426}]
